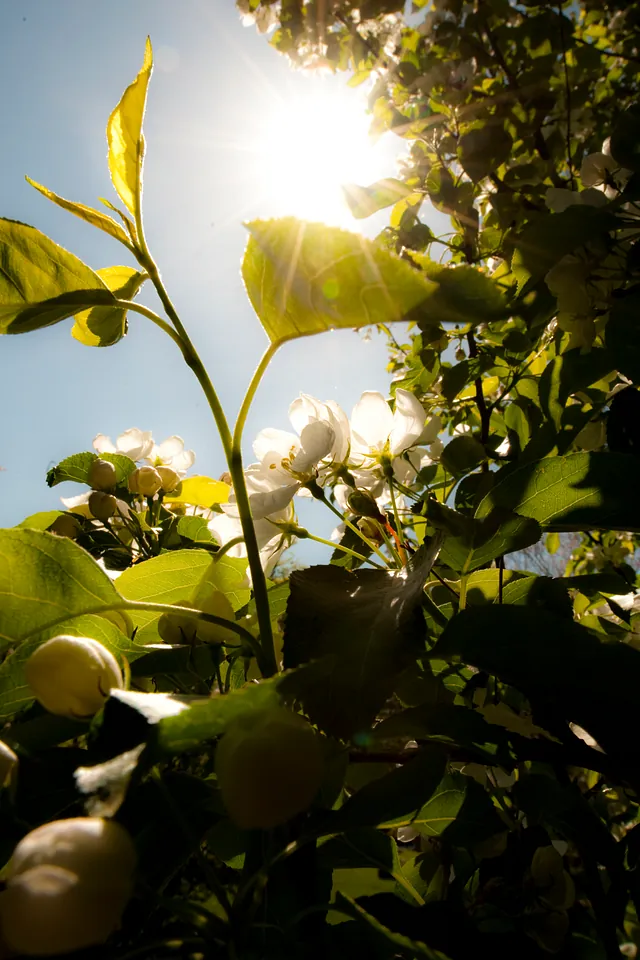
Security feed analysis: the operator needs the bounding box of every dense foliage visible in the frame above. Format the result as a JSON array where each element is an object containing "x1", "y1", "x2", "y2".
[{"x1": 0, "y1": 1, "x2": 638, "y2": 957}]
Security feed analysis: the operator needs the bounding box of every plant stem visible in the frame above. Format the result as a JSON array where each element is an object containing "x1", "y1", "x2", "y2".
[
  {"x1": 21, "y1": 600, "x2": 265, "y2": 668},
  {"x1": 130, "y1": 216, "x2": 277, "y2": 677},
  {"x1": 388, "y1": 480, "x2": 407, "y2": 565},
  {"x1": 310, "y1": 485, "x2": 392, "y2": 567},
  {"x1": 306, "y1": 532, "x2": 386, "y2": 570},
  {"x1": 113, "y1": 299, "x2": 185, "y2": 350},
  {"x1": 232, "y1": 342, "x2": 280, "y2": 451}
]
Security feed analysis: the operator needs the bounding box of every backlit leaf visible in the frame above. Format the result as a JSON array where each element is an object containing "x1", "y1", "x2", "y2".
[
  {"x1": 71, "y1": 265, "x2": 147, "y2": 347},
  {"x1": 106, "y1": 37, "x2": 153, "y2": 218},
  {"x1": 0, "y1": 218, "x2": 113, "y2": 334},
  {"x1": 242, "y1": 217, "x2": 435, "y2": 344},
  {"x1": 476, "y1": 453, "x2": 640, "y2": 531},
  {"x1": 25, "y1": 177, "x2": 133, "y2": 249},
  {"x1": 343, "y1": 178, "x2": 413, "y2": 219},
  {"x1": 164, "y1": 475, "x2": 230, "y2": 508}
]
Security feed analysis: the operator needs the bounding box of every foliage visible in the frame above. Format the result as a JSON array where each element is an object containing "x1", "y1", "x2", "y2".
[{"x1": 0, "y1": 2, "x2": 638, "y2": 957}]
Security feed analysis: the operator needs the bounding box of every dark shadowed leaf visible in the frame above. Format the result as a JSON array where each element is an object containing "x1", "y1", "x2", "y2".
[
  {"x1": 425, "y1": 500, "x2": 541, "y2": 573},
  {"x1": 280, "y1": 539, "x2": 442, "y2": 739},
  {"x1": 71, "y1": 265, "x2": 147, "y2": 347}
]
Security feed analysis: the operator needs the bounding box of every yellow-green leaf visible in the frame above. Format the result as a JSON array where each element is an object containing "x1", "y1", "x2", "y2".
[
  {"x1": 106, "y1": 37, "x2": 153, "y2": 218},
  {"x1": 25, "y1": 177, "x2": 133, "y2": 250},
  {"x1": 343, "y1": 178, "x2": 413, "y2": 220},
  {"x1": 71, "y1": 265, "x2": 147, "y2": 347},
  {"x1": 0, "y1": 218, "x2": 113, "y2": 334},
  {"x1": 164, "y1": 475, "x2": 230, "y2": 508},
  {"x1": 242, "y1": 217, "x2": 435, "y2": 344}
]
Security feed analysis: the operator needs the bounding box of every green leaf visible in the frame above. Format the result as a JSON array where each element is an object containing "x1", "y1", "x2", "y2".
[
  {"x1": 539, "y1": 348, "x2": 614, "y2": 427},
  {"x1": 343, "y1": 178, "x2": 413, "y2": 219},
  {"x1": 425, "y1": 500, "x2": 541, "y2": 574},
  {"x1": 0, "y1": 218, "x2": 114, "y2": 334},
  {"x1": 108, "y1": 677, "x2": 281, "y2": 755},
  {"x1": 373, "y1": 704, "x2": 510, "y2": 764},
  {"x1": 17, "y1": 511, "x2": 64, "y2": 531},
  {"x1": 46, "y1": 451, "x2": 136, "y2": 488},
  {"x1": 333, "y1": 893, "x2": 451, "y2": 960},
  {"x1": 0, "y1": 614, "x2": 145, "y2": 722},
  {"x1": 476, "y1": 453, "x2": 640, "y2": 531},
  {"x1": 458, "y1": 122, "x2": 513, "y2": 182},
  {"x1": 106, "y1": 37, "x2": 153, "y2": 219},
  {"x1": 440, "y1": 436, "x2": 486, "y2": 475},
  {"x1": 408, "y1": 256, "x2": 509, "y2": 328},
  {"x1": 432, "y1": 605, "x2": 640, "y2": 763},
  {"x1": 511, "y1": 207, "x2": 619, "y2": 293},
  {"x1": 116, "y1": 550, "x2": 249, "y2": 644},
  {"x1": 605, "y1": 290, "x2": 640, "y2": 385},
  {"x1": 331, "y1": 747, "x2": 447, "y2": 830},
  {"x1": 71, "y1": 265, "x2": 147, "y2": 347},
  {"x1": 25, "y1": 177, "x2": 133, "y2": 249},
  {"x1": 0, "y1": 529, "x2": 121, "y2": 654},
  {"x1": 242, "y1": 218, "x2": 435, "y2": 344},
  {"x1": 176, "y1": 516, "x2": 215, "y2": 545},
  {"x1": 280, "y1": 540, "x2": 443, "y2": 739}
]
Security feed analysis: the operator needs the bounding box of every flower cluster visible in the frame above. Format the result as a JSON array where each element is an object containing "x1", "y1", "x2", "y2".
[{"x1": 209, "y1": 389, "x2": 441, "y2": 575}]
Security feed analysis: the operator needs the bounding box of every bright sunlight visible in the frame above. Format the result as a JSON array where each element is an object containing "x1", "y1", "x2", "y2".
[{"x1": 253, "y1": 78, "x2": 400, "y2": 227}]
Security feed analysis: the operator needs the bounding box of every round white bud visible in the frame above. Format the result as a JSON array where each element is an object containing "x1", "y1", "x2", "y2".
[{"x1": 25, "y1": 636, "x2": 123, "y2": 718}]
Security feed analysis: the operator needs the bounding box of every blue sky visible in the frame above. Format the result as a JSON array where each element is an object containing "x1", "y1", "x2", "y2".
[{"x1": 0, "y1": 0, "x2": 443, "y2": 556}]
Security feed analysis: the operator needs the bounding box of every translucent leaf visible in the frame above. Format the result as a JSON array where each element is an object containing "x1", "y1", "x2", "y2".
[
  {"x1": 242, "y1": 217, "x2": 435, "y2": 344},
  {"x1": 164, "y1": 475, "x2": 230, "y2": 508},
  {"x1": 0, "y1": 530, "x2": 121, "y2": 655},
  {"x1": 343, "y1": 178, "x2": 413, "y2": 219},
  {"x1": 25, "y1": 177, "x2": 133, "y2": 249},
  {"x1": 0, "y1": 218, "x2": 113, "y2": 334},
  {"x1": 46, "y1": 451, "x2": 136, "y2": 487},
  {"x1": 0, "y1": 614, "x2": 145, "y2": 722},
  {"x1": 71, "y1": 265, "x2": 147, "y2": 347},
  {"x1": 476, "y1": 453, "x2": 640, "y2": 531},
  {"x1": 106, "y1": 37, "x2": 153, "y2": 218}
]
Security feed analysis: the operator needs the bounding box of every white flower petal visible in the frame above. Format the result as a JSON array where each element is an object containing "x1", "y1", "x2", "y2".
[
  {"x1": 389, "y1": 389, "x2": 425, "y2": 456},
  {"x1": 291, "y1": 421, "x2": 335, "y2": 473},
  {"x1": 417, "y1": 414, "x2": 442, "y2": 446},
  {"x1": 93, "y1": 434, "x2": 117, "y2": 455},
  {"x1": 170, "y1": 449, "x2": 196, "y2": 474},
  {"x1": 253, "y1": 428, "x2": 300, "y2": 464},
  {"x1": 117, "y1": 428, "x2": 154, "y2": 461},
  {"x1": 288, "y1": 394, "x2": 324, "y2": 435},
  {"x1": 249, "y1": 483, "x2": 300, "y2": 520},
  {"x1": 60, "y1": 492, "x2": 91, "y2": 509},
  {"x1": 350, "y1": 391, "x2": 393, "y2": 454}
]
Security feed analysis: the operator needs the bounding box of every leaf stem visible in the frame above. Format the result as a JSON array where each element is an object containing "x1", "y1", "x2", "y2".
[
  {"x1": 309, "y1": 485, "x2": 392, "y2": 567},
  {"x1": 113, "y1": 299, "x2": 184, "y2": 350},
  {"x1": 232, "y1": 342, "x2": 280, "y2": 451}
]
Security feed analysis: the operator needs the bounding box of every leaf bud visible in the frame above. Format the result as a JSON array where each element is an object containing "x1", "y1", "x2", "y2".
[
  {"x1": 49, "y1": 514, "x2": 80, "y2": 540},
  {"x1": 88, "y1": 491, "x2": 117, "y2": 523},
  {"x1": 88, "y1": 458, "x2": 117, "y2": 492},
  {"x1": 25, "y1": 636, "x2": 123, "y2": 718},
  {"x1": 0, "y1": 817, "x2": 136, "y2": 956},
  {"x1": 128, "y1": 466, "x2": 162, "y2": 497},
  {"x1": 156, "y1": 465, "x2": 181, "y2": 493}
]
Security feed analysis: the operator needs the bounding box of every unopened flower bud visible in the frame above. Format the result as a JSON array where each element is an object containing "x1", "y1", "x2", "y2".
[
  {"x1": 347, "y1": 490, "x2": 384, "y2": 521},
  {"x1": 156, "y1": 466, "x2": 181, "y2": 493},
  {"x1": 88, "y1": 491, "x2": 117, "y2": 523},
  {"x1": 357, "y1": 517, "x2": 384, "y2": 543},
  {"x1": 197, "y1": 590, "x2": 237, "y2": 645},
  {"x1": 157, "y1": 606, "x2": 198, "y2": 644},
  {"x1": 88, "y1": 458, "x2": 117, "y2": 492},
  {"x1": 0, "y1": 817, "x2": 136, "y2": 956},
  {"x1": 49, "y1": 514, "x2": 80, "y2": 540},
  {"x1": 128, "y1": 466, "x2": 162, "y2": 497},
  {"x1": 25, "y1": 636, "x2": 123, "y2": 718}
]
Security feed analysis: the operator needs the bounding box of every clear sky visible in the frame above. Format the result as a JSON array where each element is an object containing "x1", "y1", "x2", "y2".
[{"x1": 0, "y1": 1, "x2": 444, "y2": 556}]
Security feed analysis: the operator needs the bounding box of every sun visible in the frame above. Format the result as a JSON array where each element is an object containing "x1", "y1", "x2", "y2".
[{"x1": 251, "y1": 76, "x2": 399, "y2": 227}]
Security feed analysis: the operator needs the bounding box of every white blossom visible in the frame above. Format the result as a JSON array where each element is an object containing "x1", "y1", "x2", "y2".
[
  {"x1": 145, "y1": 436, "x2": 195, "y2": 476},
  {"x1": 93, "y1": 428, "x2": 154, "y2": 462}
]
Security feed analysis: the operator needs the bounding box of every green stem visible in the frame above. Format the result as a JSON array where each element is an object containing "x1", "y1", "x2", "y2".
[
  {"x1": 309, "y1": 485, "x2": 391, "y2": 567},
  {"x1": 232, "y1": 342, "x2": 280, "y2": 451},
  {"x1": 130, "y1": 220, "x2": 277, "y2": 677},
  {"x1": 306, "y1": 532, "x2": 386, "y2": 570},
  {"x1": 387, "y1": 480, "x2": 407, "y2": 566},
  {"x1": 214, "y1": 535, "x2": 245, "y2": 561},
  {"x1": 21, "y1": 600, "x2": 264, "y2": 669},
  {"x1": 113, "y1": 299, "x2": 185, "y2": 350},
  {"x1": 459, "y1": 574, "x2": 468, "y2": 611}
]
